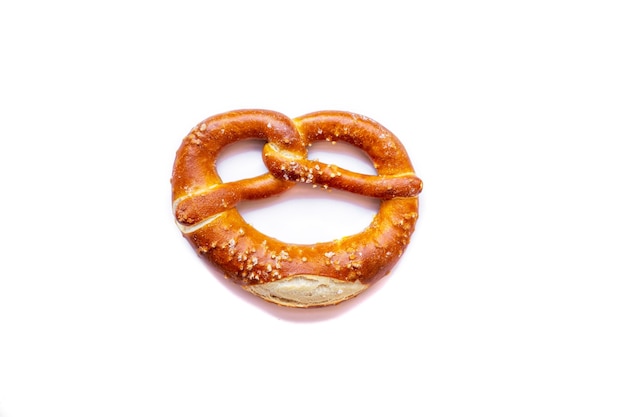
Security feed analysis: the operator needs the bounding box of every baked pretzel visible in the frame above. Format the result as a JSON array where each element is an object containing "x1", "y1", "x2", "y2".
[{"x1": 171, "y1": 109, "x2": 422, "y2": 308}]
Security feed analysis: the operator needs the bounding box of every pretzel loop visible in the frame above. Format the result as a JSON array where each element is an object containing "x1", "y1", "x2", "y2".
[
  {"x1": 262, "y1": 111, "x2": 423, "y2": 198},
  {"x1": 172, "y1": 110, "x2": 306, "y2": 229},
  {"x1": 171, "y1": 109, "x2": 422, "y2": 308}
]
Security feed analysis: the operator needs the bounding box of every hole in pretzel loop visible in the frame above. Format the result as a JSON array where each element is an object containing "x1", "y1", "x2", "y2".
[
  {"x1": 238, "y1": 183, "x2": 380, "y2": 244},
  {"x1": 216, "y1": 140, "x2": 267, "y2": 183}
]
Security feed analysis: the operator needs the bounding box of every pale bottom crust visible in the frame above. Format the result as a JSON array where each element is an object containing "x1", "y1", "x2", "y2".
[{"x1": 243, "y1": 275, "x2": 368, "y2": 308}]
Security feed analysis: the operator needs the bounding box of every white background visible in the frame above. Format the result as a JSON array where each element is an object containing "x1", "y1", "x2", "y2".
[{"x1": 1, "y1": 1, "x2": 625, "y2": 416}]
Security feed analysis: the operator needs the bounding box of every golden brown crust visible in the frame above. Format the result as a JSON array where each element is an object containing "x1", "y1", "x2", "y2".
[{"x1": 171, "y1": 109, "x2": 422, "y2": 307}]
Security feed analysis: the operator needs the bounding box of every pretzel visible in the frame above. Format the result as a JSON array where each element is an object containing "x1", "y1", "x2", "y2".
[{"x1": 171, "y1": 109, "x2": 422, "y2": 308}]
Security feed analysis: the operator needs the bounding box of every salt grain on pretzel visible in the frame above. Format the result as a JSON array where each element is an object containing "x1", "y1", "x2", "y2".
[{"x1": 171, "y1": 109, "x2": 422, "y2": 308}]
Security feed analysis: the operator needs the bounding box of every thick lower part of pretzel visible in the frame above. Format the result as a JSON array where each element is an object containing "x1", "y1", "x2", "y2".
[{"x1": 183, "y1": 198, "x2": 418, "y2": 307}]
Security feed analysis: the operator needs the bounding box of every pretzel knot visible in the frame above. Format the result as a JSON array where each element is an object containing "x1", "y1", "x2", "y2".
[{"x1": 172, "y1": 109, "x2": 422, "y2": 308}]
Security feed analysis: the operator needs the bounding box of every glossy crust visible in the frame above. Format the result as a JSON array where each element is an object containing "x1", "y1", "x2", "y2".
[{"x1": 171, "y1": 110, "x2": 422, "y2": 307}]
